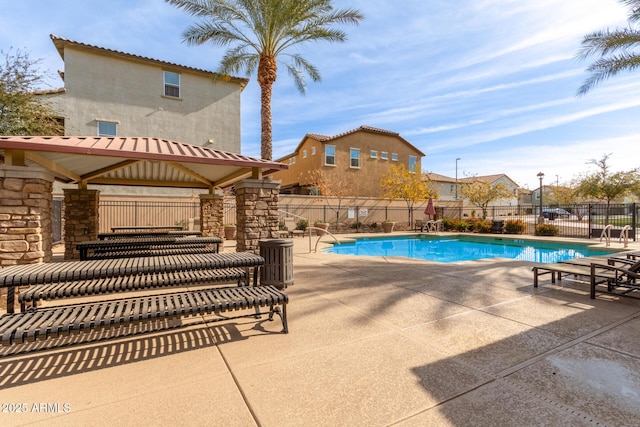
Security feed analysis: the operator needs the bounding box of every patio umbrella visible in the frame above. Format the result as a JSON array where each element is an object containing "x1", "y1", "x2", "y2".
[{"x1": 424, "y1": 197, "x2": 436, "y2": 219}]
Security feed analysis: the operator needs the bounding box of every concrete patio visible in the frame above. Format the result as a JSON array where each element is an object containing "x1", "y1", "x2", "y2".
[{"x1": 1, "y1": 234, "x2": 639, "y2": 426}]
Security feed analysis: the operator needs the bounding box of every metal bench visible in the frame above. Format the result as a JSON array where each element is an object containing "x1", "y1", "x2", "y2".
[
  {"x1": 77, "y1": 236, "x2": 222, "y2": 260},
  {"x1": 0, "y1": 285, "x2": 288, "y2": 346},
  {"x1": 0, "y1": 253, "x2": 289, "y2": 347},
  {"x1": 98, "y1": 231, "x2": 201, "y2": 240}
]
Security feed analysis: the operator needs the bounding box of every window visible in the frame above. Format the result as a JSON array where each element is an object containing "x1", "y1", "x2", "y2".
[
  {"x1": 350, "y1": 148, "x2": 360, "y2": 168},
  {"x1": 164, "y1": 71, "x2": 180, "y2": 98},
  {"x1": 311, "y1": 147, "x2": 316, "y2": 155},
  {"x1": 381, "y1": 152, "x2": 388, "y2": 160},
  {"x1": 289, "y1": 157, "x2": 296, "y2": 164},
  {"x1": 97, "y1": 121, "x2": 117, "y2": 137},
  {"x1": 409, "y1": 155, "x2": 417, "y2": 172},
  {"x1": 370, "y1": 150, "x2": 378, "y2": 159},
  {"x1": 303, "y1": 150, "x2": 307, "y2": 158},
  {"x1": 325, "y1": 145, "x2": 336, "y2": 165},
  {"x1": 391, "y1": 153, "x2": 398, "y2": 161}
]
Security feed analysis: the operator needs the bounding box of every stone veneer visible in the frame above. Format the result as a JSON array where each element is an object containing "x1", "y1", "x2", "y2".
[
  {"x1": 0, "y1": 166, "x2": 54, "y2": 266},
  {"x1": 64, "y1": 188, "x2": 99, "y2": 260},
  {"x1": 235, "y1": 179, "x2": 280, "y2": 253},
  {"x1": 199, "y1": 192, "x2": 224, "y2": 239}
]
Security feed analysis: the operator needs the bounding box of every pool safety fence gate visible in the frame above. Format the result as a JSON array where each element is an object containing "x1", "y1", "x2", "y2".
[{"x1": 50, "y1": 200, "x2": 638, "y2": 241}]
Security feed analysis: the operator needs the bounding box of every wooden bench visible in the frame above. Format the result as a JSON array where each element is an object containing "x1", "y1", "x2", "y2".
[
  {"x1": 0, "y1": 253, "x2": 289, "y2": 347},
  {"x1": 77, "y1": 236, "x2": 222, "y2": 260}
]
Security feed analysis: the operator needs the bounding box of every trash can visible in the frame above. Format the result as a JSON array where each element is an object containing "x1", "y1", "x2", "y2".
[
  {"x1": 491, "y1": 220, "x2": 504, "y2": 234},
  {"x1": 259, "y1": 239, "x2": 294, "y2": 289}
]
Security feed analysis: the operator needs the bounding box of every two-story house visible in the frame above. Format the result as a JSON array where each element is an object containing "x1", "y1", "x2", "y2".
[
  {"x1": 40, "y1": 34, "x2": 248, "y2": 152},
  {"x1": 272, "y1": 126, "x2": 425, "y2": 198},
  {"x1": 427, "y1": 173, "x2": 520, "y2": 206}
]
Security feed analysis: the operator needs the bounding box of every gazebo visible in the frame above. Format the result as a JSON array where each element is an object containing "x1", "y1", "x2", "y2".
[{"x1": 0, "y1": 136, "x2": 288, "y2": 263}]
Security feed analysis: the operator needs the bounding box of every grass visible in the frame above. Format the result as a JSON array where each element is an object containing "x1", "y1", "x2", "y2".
[{"x1": 591, "y1": 217, "x2": 634, "y2": 227}]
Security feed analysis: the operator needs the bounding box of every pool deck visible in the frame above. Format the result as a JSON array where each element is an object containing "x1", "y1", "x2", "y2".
[{"x1": 1, "y1": 233, "x2": 640, "y2": 426}]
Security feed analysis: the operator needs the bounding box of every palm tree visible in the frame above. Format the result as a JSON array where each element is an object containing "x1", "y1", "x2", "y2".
[
  {"x1": 166, "y1": 0, "x2": 363, "y2": 160},
  {"x1": 577, "y1": 0, "x2": 640, "y2": 96}
]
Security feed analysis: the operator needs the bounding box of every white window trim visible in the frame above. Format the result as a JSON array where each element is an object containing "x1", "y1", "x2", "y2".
[
  {"x1": 303, "y1": 150, "x2": 307, "y2": 158},
  {"x1": 381, "y1": 152, "x2": 388, "y2": 160},
  {"x1": 311, "y1": 146, "x2": 316, "y2": 155},
  {"x1": 163, "y1": 70, "x2": 181, "y2": 98},
  {"x1": 325, "y1": 145, "x2": 336, "y2": 166},
  {"x1": 370, "y1": 150, "x2": 378, "y2": 159},
  {"x1": 350, "y1": 148, "x2": 360, "y2": 169},
  {"x1": 97, "y1": 120, "x2": 119, "y2": 137},
  {"x1": 408, "y1": 155, "x2": 417, "y2": 173},
  {"x1": 391, "y1": 153, "x2": 399, "y2": 161}
]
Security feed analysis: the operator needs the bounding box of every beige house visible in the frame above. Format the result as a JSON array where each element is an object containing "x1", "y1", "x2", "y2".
[
  {"x1": 272, "y1": 125, "x2": 425, "y2": 198},
  {"x1": 427, "y1": 173, "x2": 520, "y2": 206},
  {"x1": 40, "y1": 34, "x2": 248, "y2": 152}
]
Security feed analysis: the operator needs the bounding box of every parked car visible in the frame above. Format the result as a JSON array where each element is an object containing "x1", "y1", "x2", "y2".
[{"x1": 542, "y1": 208, "x2": 571, "y2": 219}]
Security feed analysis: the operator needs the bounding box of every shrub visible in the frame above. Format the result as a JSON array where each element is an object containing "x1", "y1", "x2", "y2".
[
  {"x1": 504, "y1": 219, "x2": 526, "y2": 234},
  {"x1": 535, "y1": 223, "x2": 558, "y2": 236},
  {"x1": 467, "y1": 218, "x2": 491, "y2": 233},
  {"x1": 369, "y1": 222, "x2": 379, "y2": 230},
  {"x1": 296, "y1": 219, "x2": 308, "y2": 231}
]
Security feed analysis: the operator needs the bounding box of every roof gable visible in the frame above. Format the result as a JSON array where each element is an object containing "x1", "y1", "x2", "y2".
[
  {"x1": 280, "y1": 125, "x2": 425, "y2": 161},
  {"x1": 50, "y1": 34, "x2": 249, "y2": 87}
]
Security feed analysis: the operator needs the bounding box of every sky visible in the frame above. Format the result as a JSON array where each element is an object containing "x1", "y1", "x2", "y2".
[{"x1": 1, "y1": 0, "x2": 639, "y2": 189}]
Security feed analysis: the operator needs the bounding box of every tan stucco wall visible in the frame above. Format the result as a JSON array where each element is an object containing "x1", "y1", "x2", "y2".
[
  {"x1": 47, "y1": 47, "x2": 243, "y2": 151},
  {"x1": 273, "y1": 132, "x2": 423, "y2": 198}
]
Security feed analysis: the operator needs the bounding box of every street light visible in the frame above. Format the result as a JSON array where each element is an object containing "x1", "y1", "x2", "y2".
[
  {"x1": 537, "y1": 172, "x2": 544, "y2": 224},
  {"x1": 455, "y1": 157, "x2": 461, "y2": 200}
]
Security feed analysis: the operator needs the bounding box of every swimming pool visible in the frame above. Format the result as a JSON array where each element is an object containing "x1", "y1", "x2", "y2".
[{"x1": 324, "y1": 235, "x2": 618, "y2": 263}]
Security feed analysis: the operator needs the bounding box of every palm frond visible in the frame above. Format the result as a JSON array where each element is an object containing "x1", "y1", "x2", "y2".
[
  {"x1": 577, "y1": 28, "x2": 640, "y2": 59},
  {"x1": 577, "y1": 52, "x2": 640, "y2": 96}
]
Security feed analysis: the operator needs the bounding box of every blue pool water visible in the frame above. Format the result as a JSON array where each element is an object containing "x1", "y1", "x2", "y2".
[{"x1": 324, "y1": 235, "x2": 618, "y2": 263}]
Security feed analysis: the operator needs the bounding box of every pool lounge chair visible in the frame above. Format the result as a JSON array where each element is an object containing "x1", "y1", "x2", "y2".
[{"x1": 533, "y1": 258, "x2": 640, "y2": 299}]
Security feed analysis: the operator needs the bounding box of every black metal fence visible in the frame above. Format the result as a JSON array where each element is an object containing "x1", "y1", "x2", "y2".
[{"x1": 53, "y1": 200, "x2": 634, "y2": 240}]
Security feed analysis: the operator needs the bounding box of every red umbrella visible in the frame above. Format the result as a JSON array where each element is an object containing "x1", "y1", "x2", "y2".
[{"x1": 424, "y1": 198, "x2": 436, "y2": 219}]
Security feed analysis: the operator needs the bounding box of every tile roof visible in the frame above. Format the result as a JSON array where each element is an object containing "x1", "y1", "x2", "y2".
[
  {"x1": 0, "y1": 136, "x2": 287, "y2": 189},
  {"x1": 50, "y1": 34, "x2": 249, "y2": 87},
  {"x1": 280, "y1": 125, "x2": 425, "y2": 161}
]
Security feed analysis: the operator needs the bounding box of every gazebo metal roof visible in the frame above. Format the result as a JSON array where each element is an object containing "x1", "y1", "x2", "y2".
[{"x1": 0, "y1": 136, "x2": 287, "y2": 190}]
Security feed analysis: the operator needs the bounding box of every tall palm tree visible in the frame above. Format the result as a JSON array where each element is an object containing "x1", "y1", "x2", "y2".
[
  {"x1": 166, "y1": 0, "x2": 363, "y2": 160},
  {"x1": 577, "y1": 0, "x2": 640, "y2": 96}
]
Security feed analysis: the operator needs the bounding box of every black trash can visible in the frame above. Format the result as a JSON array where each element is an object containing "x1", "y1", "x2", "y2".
[
  {"x1": 491, "y1": 220, "x2": 504, "y2": 234},
  {"x1": 259, "y1": 239, "x2": 294, "y2": 289}
]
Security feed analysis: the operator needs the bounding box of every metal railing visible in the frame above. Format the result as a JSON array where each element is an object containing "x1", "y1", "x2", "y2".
[{"x1": 80, "y1": 201, "x2": 636, "y2": 240}]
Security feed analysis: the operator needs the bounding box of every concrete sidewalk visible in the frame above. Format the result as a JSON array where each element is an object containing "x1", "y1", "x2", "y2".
[{"x1": 1, "y1": 235, "x2": 640, "y2": 426}]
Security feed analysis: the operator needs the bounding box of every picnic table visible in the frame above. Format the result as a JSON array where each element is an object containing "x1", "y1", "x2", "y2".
[
  {"x1": 76, "y1": 236, "x2": 222, "y2": 260},
  {"x1": 111, "y1": 225, "x2": 184, "y2": 232},
  {"x1": 0, "y1": 252, "x2": 289, "y2": 347},
  {"x1": 98, "y1": 230, "x2": 201, "y2": 240}
]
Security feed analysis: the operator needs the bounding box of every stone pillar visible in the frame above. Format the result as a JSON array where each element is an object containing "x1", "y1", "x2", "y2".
[
  {"x1": 0, "y1": 166, "x2": 54, "y2": 266},
  {"x1": 199, "y1": 191, "x2": 224, "y2": 239},
  {"x1": 236, "y1": 178, "x2": 280, "y2": 253},
  {"x1": 64, "y1": 188, "x2": 99, "y2": 260}
]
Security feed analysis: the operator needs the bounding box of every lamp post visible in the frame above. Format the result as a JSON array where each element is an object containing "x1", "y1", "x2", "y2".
[
  {"x1": 455, "y1": 157, "x2": 461, "y2": 200},
  {"x1": 537, "y1": 172, "x2": 545, "y2": 224}
]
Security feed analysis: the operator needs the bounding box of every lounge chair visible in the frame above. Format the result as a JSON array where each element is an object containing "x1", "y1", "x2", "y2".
[
  {"x1": 533, "y1": 257, "x2": 640, "y2": 299},
  {"x1": 589, "y1": 259, "x2": 640, "y2": 299}
]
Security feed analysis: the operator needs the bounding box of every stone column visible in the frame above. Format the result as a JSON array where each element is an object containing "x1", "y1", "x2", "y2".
[
  {"x1": 64, "y1": 188, "x2": 99, "y2": 260},
  {"x1": 236, "y1": 178, "x2": 280, "y2": 253},
  {"x1": 199, "y1": 191, "x2": 224, "y2": 239},
  {"x1": 0, "y1": 166, "x2": 54, "y2": 266}
]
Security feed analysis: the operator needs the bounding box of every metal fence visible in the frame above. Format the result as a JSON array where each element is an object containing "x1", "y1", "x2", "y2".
[{"x1": 90, "y1": 200, "x2": 636, "y2": 240}]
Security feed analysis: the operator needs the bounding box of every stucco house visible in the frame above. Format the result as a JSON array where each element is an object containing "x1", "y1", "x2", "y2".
[
  {"x1": 427, "y1": 173, "x2": 520, "y2": 206},
  {"x1": 271, "y1": 125, "x2": 425, "y2": 198},
  {"x1": 39, "y1": 34, "x2": 248, "y2": 152}
]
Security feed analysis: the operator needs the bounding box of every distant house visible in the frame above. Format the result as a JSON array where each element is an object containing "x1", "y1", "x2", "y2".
[
  {"x1": 271, "y1": 125, "x2": 425, "y2": 198},
  {"x1": 39, "y1": 34, "x2": 248, "y2": 152},
  {"x1": 427, "y1": 173, "x2": 520, "y2": 206}
]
